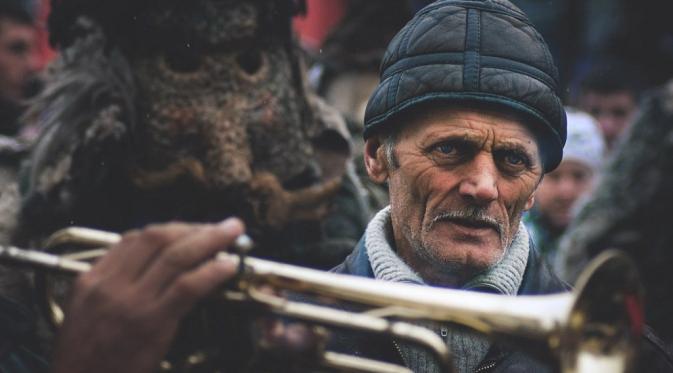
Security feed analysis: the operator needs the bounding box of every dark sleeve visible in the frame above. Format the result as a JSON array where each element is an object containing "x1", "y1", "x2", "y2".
[
  {"x1": 637, "y1": 326, "x2": 673, "y2": 372},
  {"x1": 0, "y1": 297, "x2": 48, "y2": 373}
]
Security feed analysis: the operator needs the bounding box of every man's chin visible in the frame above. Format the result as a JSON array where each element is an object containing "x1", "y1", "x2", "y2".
[
  {"x1": 426, "y1": 239, "x2": 504, "y2": 269},
  {"x1": 430, "y1": 223, "x2": 501, "y2": 250}
]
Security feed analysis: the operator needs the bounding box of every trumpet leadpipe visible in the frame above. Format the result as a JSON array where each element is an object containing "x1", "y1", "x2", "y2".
[{"x1": 0, "y1": 244, "x2": 92, "y2": 273}]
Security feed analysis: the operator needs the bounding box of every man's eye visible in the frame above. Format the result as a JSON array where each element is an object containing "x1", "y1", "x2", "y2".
[
  {"x1": 611, "y1": 108, "x2": 628, "y2": 118},
  {"x1": 436, "y1": 143, "x2": 455, "y2": 154},
  {"x1": 497, "y1": 150, "x2": 531, "y2": 170},
  {"x1": 429, "y1": 141, "x2": 473, "y2": 165},
  {"x1": 505, "y1": 153, "x2": 525, "y2": 165},
  {"x1": 572, "y1": 170, "x2": 591, "y2": 182}
]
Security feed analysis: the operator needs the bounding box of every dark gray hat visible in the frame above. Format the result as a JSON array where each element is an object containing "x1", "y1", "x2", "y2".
[{"x1": 363, "y1": 0, "x2": 567, "y2": 172}]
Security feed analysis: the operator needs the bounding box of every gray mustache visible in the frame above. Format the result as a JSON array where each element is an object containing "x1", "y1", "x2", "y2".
[{"x1": 429, "y1": 207, "x2": 503, "y2": 236}]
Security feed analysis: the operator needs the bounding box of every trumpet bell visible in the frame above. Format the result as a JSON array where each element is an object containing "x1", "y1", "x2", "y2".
[{"x1": 563, "y1": 251, "x2": 643, "y2": 373}]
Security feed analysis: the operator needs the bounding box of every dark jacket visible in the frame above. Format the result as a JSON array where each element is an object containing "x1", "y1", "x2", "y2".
[
  {"x1": 328, "y1": 236, "x2": 673, "y2": 372},
  {"x1": 0, "y1": 296, "x2": 48, "y2": 373}
]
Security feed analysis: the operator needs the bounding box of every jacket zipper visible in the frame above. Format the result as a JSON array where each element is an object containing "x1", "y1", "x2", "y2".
[
  {"x1": 395, "y1": 329, "x2": 498, "y2": 373},
  {"x1": 392, "y1": 340, "x2": 407, "y2": 367},
  {"x1": 474, "y1": 360, "x2": 497, "y2": 373}
]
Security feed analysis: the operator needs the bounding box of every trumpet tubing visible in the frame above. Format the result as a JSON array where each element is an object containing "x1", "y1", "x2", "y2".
[{"x1": 0, "y1": 227, "x2": 644, "y2": 373}]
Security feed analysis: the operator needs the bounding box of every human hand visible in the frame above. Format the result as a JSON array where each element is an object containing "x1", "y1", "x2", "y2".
[{"x1": 50, "y1": 218, "x2": 244, "y2": 373}]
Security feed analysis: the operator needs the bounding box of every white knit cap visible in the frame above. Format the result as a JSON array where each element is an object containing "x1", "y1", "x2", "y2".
[{"x1": 562, "y1": 107, "x2": 606, "y2": 172}]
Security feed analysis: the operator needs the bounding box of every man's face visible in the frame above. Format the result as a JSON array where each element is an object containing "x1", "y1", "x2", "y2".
[
  {"x1": 368, "y1": 107, "x2": 542, "y2": 284},
  {"x1": 579, "y1": 91, "x2": 637, "y2": 150},
  {"x1": 534, "y1": 160, "x2": 594, "y2": 230},
  {"x1": 0, "y1": 18, "x2": 38, "y2": 104}
]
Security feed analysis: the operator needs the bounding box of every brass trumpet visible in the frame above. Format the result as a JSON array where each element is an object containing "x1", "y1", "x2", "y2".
[{"x1": 0, "y1": 227, "x2": 644, "y2": 373}]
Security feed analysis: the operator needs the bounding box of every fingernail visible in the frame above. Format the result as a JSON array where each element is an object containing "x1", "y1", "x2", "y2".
[
  {"x1": 218, "y1": 218, "x2": 243, "y2": 232},
  {"x1": 216, "y1": 256, "x2": 236, "y2": 273}
]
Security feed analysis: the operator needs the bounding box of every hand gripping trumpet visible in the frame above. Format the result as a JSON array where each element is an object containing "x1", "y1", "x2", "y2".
[{"x1": 0, "y1": 227, "x2": 644, "y2": 373}]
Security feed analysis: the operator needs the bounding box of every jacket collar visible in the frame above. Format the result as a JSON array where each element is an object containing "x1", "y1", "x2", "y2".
[{"x1": 335, "y1": 234, "x2": 569, "y2": 295}]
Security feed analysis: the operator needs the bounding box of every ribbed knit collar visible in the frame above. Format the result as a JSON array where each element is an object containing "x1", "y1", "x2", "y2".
[{"x1": 365, "y1": 206, "x2": 424, "y2": 285}]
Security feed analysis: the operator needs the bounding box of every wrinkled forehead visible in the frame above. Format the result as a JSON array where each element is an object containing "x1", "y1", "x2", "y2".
[
  {"x1": 391, "y1": 104, "x2": 546, "y2": 170},
  {"x1": 401, "y1": 104, "x2": 540, "y2": 145}
]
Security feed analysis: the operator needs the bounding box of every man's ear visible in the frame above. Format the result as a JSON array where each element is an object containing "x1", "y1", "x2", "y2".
[
  {"x1": 525, "y1": 171, "x2": 545, "y2": 211},
  {"x1": 364, "y1": 137, "x2": 389, "y2": 184},
  {"x1": 524, "y1": 193, "x2": 535, "y2": 211}
]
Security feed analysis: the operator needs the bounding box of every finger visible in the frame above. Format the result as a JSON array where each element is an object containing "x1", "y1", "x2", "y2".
[
  {"x1": 140, "y1": 218, "x2": 244, "y2": 295},
  {"x1": 283, "y1": 323, "x2": 322, "y2": 354},
  {"x1": 159, "y1": 255, "x2": 238, "y2": 317},
  {"x1": 91, "y1": 222, "x2": 198, "y2": 281},
  {"x1": 257, "y1": 320, "x2": 322, "y2": 356}
]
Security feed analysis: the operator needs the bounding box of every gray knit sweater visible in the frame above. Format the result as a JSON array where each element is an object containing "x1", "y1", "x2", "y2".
[{"x1": 365, "y1": 207, "x2": 530, "y2": 373}]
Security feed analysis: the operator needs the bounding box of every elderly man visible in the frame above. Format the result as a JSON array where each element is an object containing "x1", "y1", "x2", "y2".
[
  {"x1": 48, "y1": 1, "x2": 673, "y2": 372},
  {"x1": 323, "y1": 1, "x2": 566, "y2": 370}
]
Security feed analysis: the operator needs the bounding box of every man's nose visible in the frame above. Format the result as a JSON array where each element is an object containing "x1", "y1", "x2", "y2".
[
  {"x1": 556, "y1": 176, "x2": 579, "y2": 200},
  {"x1": 458, "y1": 153, "x2": 499, "y2": 205},
  {"x1": 597, "y1": 115, "x2": 617, "y2": 133}
]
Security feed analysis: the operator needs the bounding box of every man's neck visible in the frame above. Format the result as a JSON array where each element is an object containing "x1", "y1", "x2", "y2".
[{"x1": 396, "y1": 243, "x2": 475, "y2": 288}]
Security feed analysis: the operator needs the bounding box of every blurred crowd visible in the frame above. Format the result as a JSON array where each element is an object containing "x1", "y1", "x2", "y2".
[{"x1": 0, "y1": 0, "x2": 673, "y2": 370}]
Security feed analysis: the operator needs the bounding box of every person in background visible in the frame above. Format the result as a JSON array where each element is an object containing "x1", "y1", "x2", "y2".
[
  {"x1": 0, "y1": 1, "x2": 38, "y2": 136},
  {"x1": 524, "y1": 108, "x2": 605, "y2": 262},
  {"x1": 0, "y1": 8, "x2": 44, "y2": 373},
  {"x1": 0, "y1": 6, "x2": 46, "y2": 372},
  {"x1": 576, "y1": 59, "x2": 641, "y2": 153},
  {"x1": 0, "y1": 1, "x2": 40, "y2": 259},
  {"x1": 309, "y1": 0, "x2": 415, "y2": 210}
]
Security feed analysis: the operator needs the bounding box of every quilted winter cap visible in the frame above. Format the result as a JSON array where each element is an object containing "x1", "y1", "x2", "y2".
[{"x1": 363, "y1": 0, "x2": 567, "y2": 172}]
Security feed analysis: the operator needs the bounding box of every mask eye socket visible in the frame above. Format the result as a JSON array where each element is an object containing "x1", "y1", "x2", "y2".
[
  {"x1": 236, "y1": 49, "x2": 264, "y2": 76},
  {"x1": 8, "y1": 41, "x2": 30, "y2": 56},
  {"x1": 164, "y1": 47, "x2": 202, "y2": 73}
]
